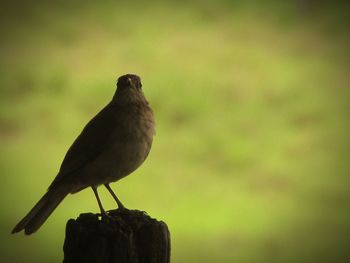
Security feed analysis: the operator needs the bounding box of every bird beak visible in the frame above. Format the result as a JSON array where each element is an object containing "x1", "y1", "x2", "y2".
[{"x1": 127, "y1": 77, "x2": 133, "y2": 85}]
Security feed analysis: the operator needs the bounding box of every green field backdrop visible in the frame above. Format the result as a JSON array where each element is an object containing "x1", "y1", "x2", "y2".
[{"x1": 1, "y1": 1, "x2": 349, "y2": 262}]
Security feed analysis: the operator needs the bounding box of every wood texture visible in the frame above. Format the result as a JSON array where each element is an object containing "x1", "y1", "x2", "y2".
[{"x1": 63, "y1": 209, "x2": 170, "y2": 263}]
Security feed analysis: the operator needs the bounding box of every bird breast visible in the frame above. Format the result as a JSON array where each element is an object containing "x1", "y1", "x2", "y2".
[{"x1": 82, "y1": 102, "x2": 155, "y2": 185}]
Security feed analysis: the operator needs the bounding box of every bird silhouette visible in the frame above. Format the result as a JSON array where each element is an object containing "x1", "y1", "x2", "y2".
[{"x1": 12, "y1": 74, "x2": 155, "y2": 235}]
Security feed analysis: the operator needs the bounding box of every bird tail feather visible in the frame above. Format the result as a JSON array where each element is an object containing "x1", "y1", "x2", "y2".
[{"x1": 12, "y1": 188, "x2": 68, "y2": 235}]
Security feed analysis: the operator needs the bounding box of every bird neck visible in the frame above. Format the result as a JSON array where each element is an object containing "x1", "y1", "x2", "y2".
[{"x1": 112, "y1": 89, "x2": 147, "y2": 105}]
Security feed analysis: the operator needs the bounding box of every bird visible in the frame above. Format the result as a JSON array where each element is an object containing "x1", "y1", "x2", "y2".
[{"x1": 12, "y1": 74, "x2": 155, "y2": 235}]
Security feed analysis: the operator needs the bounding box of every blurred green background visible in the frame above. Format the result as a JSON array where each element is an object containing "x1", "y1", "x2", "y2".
[{"x1": 1, "y1": 0, "x2": 349, "y2": 262}]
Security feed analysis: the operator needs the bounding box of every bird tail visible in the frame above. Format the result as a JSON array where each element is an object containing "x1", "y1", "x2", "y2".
[{"x1": 12, "y1": 188, "x2": 68, "y2": 235}]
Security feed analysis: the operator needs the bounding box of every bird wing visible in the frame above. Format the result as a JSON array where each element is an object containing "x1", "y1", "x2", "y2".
[{"x1": 49, "y1": 102, "x2": 117, "y2": 189}]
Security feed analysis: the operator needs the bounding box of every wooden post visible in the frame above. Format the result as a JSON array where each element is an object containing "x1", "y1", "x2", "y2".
[{"x1": 63, "y1": 209, "x2": 171, "y2": 263}]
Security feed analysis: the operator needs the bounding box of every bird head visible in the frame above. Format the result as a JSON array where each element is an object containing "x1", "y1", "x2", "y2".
[
  {"x1": 113, "y1": 74, "x2": 145, "y2": 103},
  {"x1": 117, "y1": 74, "x2": 142, "y2": 90}
]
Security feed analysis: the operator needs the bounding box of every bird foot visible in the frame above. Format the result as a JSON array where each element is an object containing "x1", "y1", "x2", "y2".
[
  {"x1": 117, "y1": 205, "x2": 128, "y2": 212},
  {"x1": 97, "y1": 210, "x2": 113, "y2": 222}
]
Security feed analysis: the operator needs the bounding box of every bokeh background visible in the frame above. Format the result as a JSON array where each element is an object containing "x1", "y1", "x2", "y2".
[{"x1": 1, "y1": 0, "x2": 349, "y2": 262}]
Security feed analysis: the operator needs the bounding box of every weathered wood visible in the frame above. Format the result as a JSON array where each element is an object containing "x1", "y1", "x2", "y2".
[{"x1": 63, "y1": 209, "x2": 171, "y2": 263}]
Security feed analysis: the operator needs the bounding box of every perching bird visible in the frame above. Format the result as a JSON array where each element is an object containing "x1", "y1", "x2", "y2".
[{"x1": 12, "y1": 74, "x2": 155, "y2": 235}]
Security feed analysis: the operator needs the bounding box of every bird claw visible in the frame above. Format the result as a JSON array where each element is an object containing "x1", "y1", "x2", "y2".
[
  {"x1": 117, "y1": 205, "x2": 127, "y2": 212},
  {"x1": 98, "y1": 211, "x2": 112, "y2": 222}
]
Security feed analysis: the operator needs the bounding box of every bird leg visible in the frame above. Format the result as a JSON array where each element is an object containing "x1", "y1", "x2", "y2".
[
  {"x1": 104, "y1": 184, "x2": 126, "y2": 210},
  {"x1": 92, "y1": 186, "x2": 108, "y2": 217}
]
